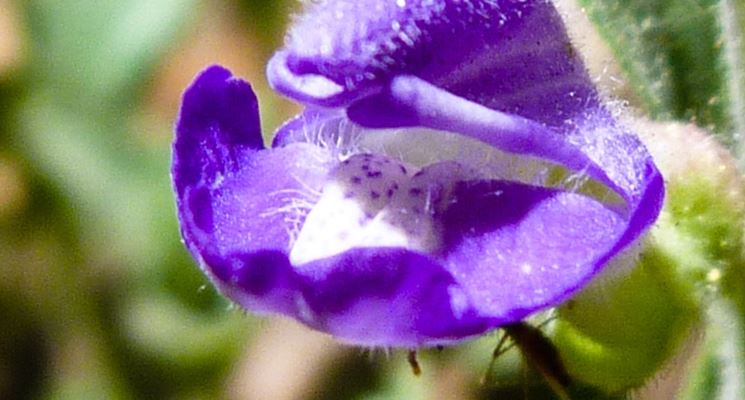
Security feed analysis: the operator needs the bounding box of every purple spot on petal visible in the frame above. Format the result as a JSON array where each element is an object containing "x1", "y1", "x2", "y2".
[
  {"x1": 351, "y1": 176, "x2": 362, "y2": 184},
  {"x1": 409, "y1": 188, "x2": 422, "y2": 196},
  {"x1": 399, "y1": 165, "x2": 408, "y2": 174},
  {"x1": 370, "y1": 190, "x2": 381, "y2": 199},
  {"x1": 367, "y1": 171, "x2": 383, "y2": 178}
]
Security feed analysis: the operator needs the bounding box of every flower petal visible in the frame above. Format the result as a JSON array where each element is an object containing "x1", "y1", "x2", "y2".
[
  {"x1": 439, "y1": 180, "x2": 625, "y2": 319},
  {"x1": 269, "y1": 0, "x2": 594, "y2": 125},
  {"x1": 215, "y1": 247, "x2": 494, "y2": 346},
  {"x1": 173, "y1": 66, "x2": 331, "y2": 291},
  {"x1": 173, "y1": 65, "x2": 263, "y2": 197}
]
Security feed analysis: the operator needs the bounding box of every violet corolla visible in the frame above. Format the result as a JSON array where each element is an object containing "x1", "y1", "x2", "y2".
[{"x1": 172, "y1": 0, "x2": 664, "y2": 347}]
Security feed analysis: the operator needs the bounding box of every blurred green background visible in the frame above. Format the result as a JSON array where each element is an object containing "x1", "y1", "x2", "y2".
[
  {"x1": 0, "y1": 1, "x2": 305, "y2": 398},
  {"x1": 1, "y1": 1, "x2": 743, "y2": 399},
  {"x1": 1, "y1": 1, "x2": 523, "y2": 399}
]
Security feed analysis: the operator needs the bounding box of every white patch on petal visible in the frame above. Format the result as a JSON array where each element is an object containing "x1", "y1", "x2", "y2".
[
  {"x1": 289, "y1": 153, "x2": 483, "y2": 264},
  {"x1": 290, "y1": 153, "x2": 413, "y2": 264}
]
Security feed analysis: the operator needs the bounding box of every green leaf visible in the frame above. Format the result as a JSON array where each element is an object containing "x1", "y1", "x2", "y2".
[
  {"x1": 578, "y1": 0, "x2": 732, "y2": 138},
  {"x1": 553, "y1": 244, "x2": 701, "y2": 393},
  {"x1": 24, "y1": 0, "x2": 195, "y2": 107},
  {"x1": 16, "y1": 93, "x2": 178, "y2": 271},
  {"x1": 17, "y1": 0, "x2": 197, "y2": 271}
]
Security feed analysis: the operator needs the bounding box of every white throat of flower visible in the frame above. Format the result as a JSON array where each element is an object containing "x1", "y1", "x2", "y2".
[{"x1": 288, "y1": 123, "x2": 555, "y2": 265}]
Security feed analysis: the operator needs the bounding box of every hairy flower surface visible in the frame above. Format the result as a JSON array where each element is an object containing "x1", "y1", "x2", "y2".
[{"x1": 172, "y1": 0, "x2": 664, "y2": 347}]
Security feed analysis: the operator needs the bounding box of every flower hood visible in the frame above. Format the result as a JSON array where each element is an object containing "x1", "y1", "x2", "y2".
[{"x1": 172, "y1": 0, "x2": 664, "y2": 347}]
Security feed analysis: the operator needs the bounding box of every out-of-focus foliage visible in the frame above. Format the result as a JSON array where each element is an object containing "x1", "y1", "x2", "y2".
[
  {"x1": 0, "y1": 0, "x2": 743, "y2": 399},
  {"x1": 578, "y1": 0, "x2": 745, "y2": 161},
  {"x1": 578, "y1": 0, "x2": 745, "y2": 398},
  {"x1": 1, "y1": 1, "x2": 268, "y2": 399}
]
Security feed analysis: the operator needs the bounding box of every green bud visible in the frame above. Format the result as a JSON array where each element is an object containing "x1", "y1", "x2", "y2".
[
  {"x1": 554, "y1": 120, "x2": 745, "y2": 393},
  {"x1": 554, "y1": 243, "x2": 700, "y2": 392},
  {"x1": 636, "y1": 120, "x2": 745, "y2": 285}
]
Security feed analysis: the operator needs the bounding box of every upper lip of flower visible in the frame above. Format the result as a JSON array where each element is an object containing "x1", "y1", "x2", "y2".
[{"x1": 171, "y1": 0, "x2": 665, "y2": 347}]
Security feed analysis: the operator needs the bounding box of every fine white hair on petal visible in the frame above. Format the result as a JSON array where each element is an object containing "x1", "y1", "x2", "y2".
[
  {"x1": 299, "y1": 114, "x2": 364, "y2": 161},
  {"x1": 260, "y1": 188, "x2": 319, "y2": 250},
  {"x1": 259, "y1": 162, "x2": 326, "y2": 250}
]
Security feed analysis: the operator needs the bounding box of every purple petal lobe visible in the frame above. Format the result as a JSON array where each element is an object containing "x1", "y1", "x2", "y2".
[
  {"x1": 173, "y1": 65, "x2": 264, "y2": 197},
  {"x1": 173, "y1": 66, "x2": 332, "y2": 297},
  {"x1": 270, "y1": 0, "x2": 594, "y2": 124},
  {"x1": 440, "y1": 180, "x2": 624, "y2": 319},
  {"x1": 297, "y1": 248, "x2": 492, "y2": 345}
]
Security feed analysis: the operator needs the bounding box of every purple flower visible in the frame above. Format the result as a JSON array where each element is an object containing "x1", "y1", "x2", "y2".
[{"x1": 172, "y1": 0, "x2": 664, "y2": 347}]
